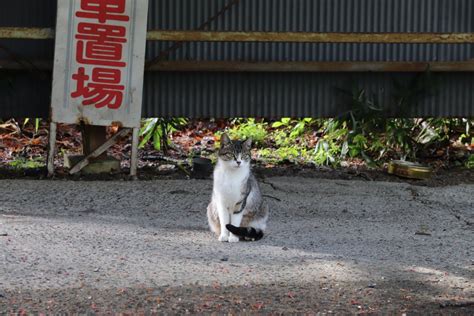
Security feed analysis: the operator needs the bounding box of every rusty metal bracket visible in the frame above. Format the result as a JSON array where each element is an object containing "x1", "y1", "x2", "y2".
[{"x1": 68, "y1": 128, "x2": 130, "y2": 175}]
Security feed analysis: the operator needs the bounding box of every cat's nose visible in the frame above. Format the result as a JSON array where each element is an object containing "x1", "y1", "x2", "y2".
[{"x1": 236, "y1": 161, "x2": 241, "y2": 166}]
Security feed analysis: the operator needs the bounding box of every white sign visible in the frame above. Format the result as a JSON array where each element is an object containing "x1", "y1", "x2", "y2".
[{"x1": 51, "y1": 0, "x2": 149, "y2": 128}]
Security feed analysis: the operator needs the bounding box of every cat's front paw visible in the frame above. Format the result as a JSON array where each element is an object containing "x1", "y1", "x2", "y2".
[
  {"x1": 228, "y1": 234, "x2": 240, "y2": 243},
  {"x1": 218, "y1": 234, "x2": 229, "y2": 242}
]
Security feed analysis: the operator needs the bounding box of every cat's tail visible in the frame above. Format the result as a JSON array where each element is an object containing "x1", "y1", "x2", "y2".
[{"x1": 226, "y1": 224, "x2": 264, "y2": 241}]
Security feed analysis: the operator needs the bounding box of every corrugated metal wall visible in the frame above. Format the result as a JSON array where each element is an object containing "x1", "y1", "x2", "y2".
[
  {"x1": 0, "y1": 0, "x2": 473, "y2": 118},
  {"x1": 143, "y1": 72, "x2": 474, "y2": 118},
  {"x1": 147, "y1": 0, "x2": 473, "y2": 62}
]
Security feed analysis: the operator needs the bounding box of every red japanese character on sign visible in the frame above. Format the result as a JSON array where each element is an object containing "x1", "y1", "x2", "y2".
[
  {"x1": 75, "y1": 23, "x2": 127, "y2": 67},
  {"x1": 76, "y1": 0, "x2": 130, "y2": 23},
  {"x1": 71, "y1": 0, "x2": 130, "y2": 110},
  {"x1": 71, "y1": 67, "x2": 124, "y2": 109}
]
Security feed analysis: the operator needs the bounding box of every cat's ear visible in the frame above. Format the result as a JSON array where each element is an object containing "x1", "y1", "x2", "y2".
[
  {"x1": 220, "y1": 133, "x2": 231, "y2": 147},
  {"x1": 243, "y1": 137, "x2": 252, "y2": 149}
]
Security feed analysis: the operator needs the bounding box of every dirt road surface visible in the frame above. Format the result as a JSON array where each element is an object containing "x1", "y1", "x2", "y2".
[{"x1": 1, "y1": 177, "x2": 473, "y2": 314}]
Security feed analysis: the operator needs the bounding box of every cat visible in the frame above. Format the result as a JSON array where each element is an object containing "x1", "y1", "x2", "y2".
[{"x1": 207, "y1": 133, "x2": 269, "y2": 242}]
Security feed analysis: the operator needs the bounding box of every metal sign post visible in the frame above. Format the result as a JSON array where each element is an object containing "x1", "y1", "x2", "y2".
[{"x1": 48, "y1": 0, "x2": 149, "y2": 177}]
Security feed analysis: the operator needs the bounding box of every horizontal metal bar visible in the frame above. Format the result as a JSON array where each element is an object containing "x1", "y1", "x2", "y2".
[
  {"x1": 0, "y1": 27, "x2": 54, "y2": 40},
  {"x1": 1, "y1": 27, "x2": 473, "y2": 44},
  {"x1": 148, "y1": 61, "x2": 474, "y2": 72},
  {"x1": 147, "y1": 31, "x2": 474, "y2": 44},
  {"x1": 2, "y1": 60, "x2": 474, "y2": 72}
]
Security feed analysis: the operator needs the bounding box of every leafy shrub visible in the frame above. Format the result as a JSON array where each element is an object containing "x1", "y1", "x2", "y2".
[
  {"x1": 226, "y1": 118, "x2": 267, "y2": 145},
  {"x1": 9, "y1": 157, "x2": 44, "y2": 169},
  {"x1": 139, "y1": 118, "x2": 187, "y2": 152},
  {"x1": 467, "y1": 154, "x2": 474, "y2": 169}
]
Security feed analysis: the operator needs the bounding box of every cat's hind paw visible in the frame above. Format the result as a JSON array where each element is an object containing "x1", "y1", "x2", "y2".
[{"x1": 228, "y1": 234, "x2": 240, "y2": 243}]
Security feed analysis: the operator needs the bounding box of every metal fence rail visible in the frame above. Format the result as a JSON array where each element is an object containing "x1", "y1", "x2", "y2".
[
  {"x1": 1, "y1": 27, "x2": 473, "y2": 73},
  {"x1": 2, "y1": 27, "x2": 474, "y2": 44}
]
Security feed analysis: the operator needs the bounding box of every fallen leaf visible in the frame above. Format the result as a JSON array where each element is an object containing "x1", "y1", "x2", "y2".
[
  {"x1": 30, "y1": 138, "x2": 42, "y2": 146},
  {"x1": 252, "y1": 302, "x2": 264, "y2": 310}
]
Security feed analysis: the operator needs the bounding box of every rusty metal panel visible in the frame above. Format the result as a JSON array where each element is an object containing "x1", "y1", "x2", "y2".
[{"x1": 50, "y1": 0, "x2": 149, "y2": 128}]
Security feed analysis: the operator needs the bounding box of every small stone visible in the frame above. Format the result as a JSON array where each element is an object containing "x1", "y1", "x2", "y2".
[
  {"x1": 158, "y1": 164, "x2": 176, "y2": 171},
  {"x1": 282, "y1": 247, "x2": 289, "y2": 251},
  {"x1": 220, "y1": 257, "x2": 229, "y2": 262},
  {"x1": 0, "y1": 233, "x2": 7, "y2": 237},
  {"x1": 367, "y1": 283, "x2": 377, "y2": 288}
]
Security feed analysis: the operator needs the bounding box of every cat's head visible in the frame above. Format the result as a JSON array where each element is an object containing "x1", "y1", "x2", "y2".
[{"x1": 218, "y1": 133, "x2": 252, "y2": 169}]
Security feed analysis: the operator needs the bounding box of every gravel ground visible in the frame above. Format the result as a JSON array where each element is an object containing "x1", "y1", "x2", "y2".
[{"x1": 0, "y1": 177, "x2": 473, "y2": 314}]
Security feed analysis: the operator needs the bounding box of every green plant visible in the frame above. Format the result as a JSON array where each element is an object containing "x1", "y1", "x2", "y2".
[
  {"x1": 139, "y1": 118, "x2": 187, "y2": 153},
  {"x1": 467, "y1": 154, "x2": 474, "y2": 169},
  {"x1": 313, "y1": 119, "x2": 349, "y2": 166},
  {"x1": 332, "y1": 71, "x2": 443, "y2": 163},
  {"x1": 23, "y1": 118, "x2": 41, "y2": 134},
  {"x1": 8, "y1": 157, "x2": 44, "y2": 169},
  {"x1": 334, "y1": 87, "x2": 385, "y2": 164},
  {"x1": 227, "y1": 118, "x2": 267, "y2": 145},
  {"x1": 458, "y1": 118, "x2": 473, "y2": 145},
  {"x1": 272, "y1": 118, "x2": 314, "y2": 138}
]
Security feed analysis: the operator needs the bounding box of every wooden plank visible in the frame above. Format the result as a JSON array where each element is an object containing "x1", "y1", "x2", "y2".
[
  {"x1": 69, "y1": 128, "x2": 130, "y2": 174},
  {"x1": 82, "y1": 125, "x2": 107, "y2": 159}
]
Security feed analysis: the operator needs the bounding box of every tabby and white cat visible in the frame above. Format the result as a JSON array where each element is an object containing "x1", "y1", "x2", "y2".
[{"x1": 207, "y1": 133, "x2": 269, "y2": 242}]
